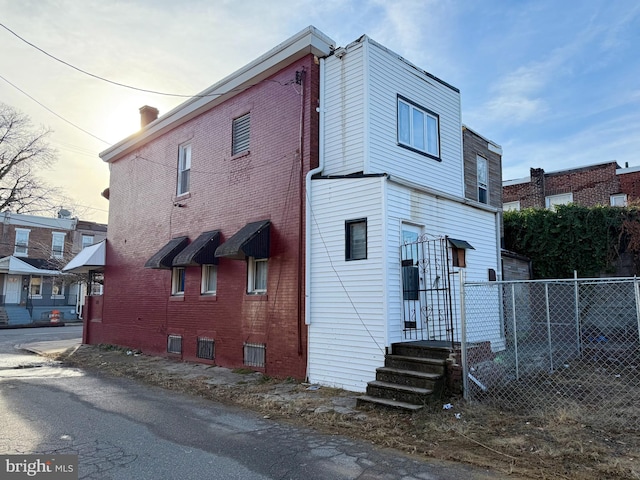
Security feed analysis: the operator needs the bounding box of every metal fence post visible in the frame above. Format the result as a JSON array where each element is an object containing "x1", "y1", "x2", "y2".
[
  {"x1": 574, "y1": 271, "x2": 581, "y2": 358},
  {"x1": 511, "y1": 283, "x2": 519, "y2": 380},
  {"x1": 635, "y1": 276, "x2": 640, "y2": 346},
  {"x1": 459, "y1": 270, "x2": 469, "y2": 401},
  {"x1": 545, "y1": 283, "x2": 554, "y2": 373}
]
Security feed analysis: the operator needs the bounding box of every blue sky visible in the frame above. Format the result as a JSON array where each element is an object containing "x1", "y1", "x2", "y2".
[{"x1": 1, "y1": 0, "x2": 639, "y2": 223}]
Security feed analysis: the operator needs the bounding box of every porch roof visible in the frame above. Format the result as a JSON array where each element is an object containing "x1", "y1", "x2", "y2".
[
  {"x1": 0, "y1": 256, "x2": 61, "y2": 276},
  {"x1": 63, "y1": 240, "x2": 106, "y2": 274}
]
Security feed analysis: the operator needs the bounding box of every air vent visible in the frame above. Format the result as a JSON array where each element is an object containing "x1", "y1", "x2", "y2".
[
  {"x1": 243, "y1": 342, "x2": 266, "y2": 367},
  {"x1": 196, "y1": 337, "x2": 215, "y2": 360},
  {"x1": 167, "y1": 334, "x2": 182, "y2": 354}
]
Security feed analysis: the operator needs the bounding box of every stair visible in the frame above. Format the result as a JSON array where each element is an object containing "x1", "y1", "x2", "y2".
[
  {"x1": 0, "y1": 308, "x2": 8, "y2": 326},
  {"x1": 357, "y1": 341, "x2": 452, "y2": 411}
]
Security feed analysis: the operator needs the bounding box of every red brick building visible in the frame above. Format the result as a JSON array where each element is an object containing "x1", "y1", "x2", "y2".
[
  {"x1": 503, "y1": 161, "x2": 640, "y2": 210},
  {"x1": 90, "y1": 28, "x2": 334, "y2": 379}
]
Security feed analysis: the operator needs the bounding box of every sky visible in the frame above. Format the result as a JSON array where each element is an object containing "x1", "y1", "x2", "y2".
[{"x1": 1, "y1": 0, "x2": 639, "y2": 224}]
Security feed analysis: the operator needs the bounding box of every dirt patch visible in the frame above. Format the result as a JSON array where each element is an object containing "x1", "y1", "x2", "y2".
[{"x1": 54, "y1": 345, "x2": 640, "y2": 480}]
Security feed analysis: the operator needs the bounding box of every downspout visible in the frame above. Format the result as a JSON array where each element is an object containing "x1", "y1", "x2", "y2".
[{"x1": 305, "y1": 56, "x2": 326, "y2": 379}]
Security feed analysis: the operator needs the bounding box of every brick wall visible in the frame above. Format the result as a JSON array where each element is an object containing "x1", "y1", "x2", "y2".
[
  {"x1": 92, "y1": 56, "x2": 319, "y2": 380},
  {"x1": 618, "y1": 170, "x2": 640, "y2": 202},
  {"x1": 0, "y1": 223, "x2": 73, "y2": 260}
]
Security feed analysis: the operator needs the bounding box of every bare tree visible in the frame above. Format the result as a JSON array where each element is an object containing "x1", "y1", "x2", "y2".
[{"x1": 0, "y1": 102, "x2": 58, "y2": 213}]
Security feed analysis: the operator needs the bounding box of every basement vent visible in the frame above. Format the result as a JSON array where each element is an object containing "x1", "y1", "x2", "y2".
[
  {"x1": 196, "y1": 337, "x2": 215, "y2": 360},
  {"x1": 167, "y1": 335, "x2": 182, "y2": 354},
  {"x1": 243, "y1": 342, "x2": 266, "y2": 367}
]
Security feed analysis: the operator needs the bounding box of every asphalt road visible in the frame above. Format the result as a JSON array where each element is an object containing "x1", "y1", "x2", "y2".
[{"x1": 0, "y1": 327, "x2": 507, "y2": 479}]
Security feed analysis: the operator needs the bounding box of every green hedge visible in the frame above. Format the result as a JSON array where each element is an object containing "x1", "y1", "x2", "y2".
[{"x1": 504, "y1": 204, "x2": 640, "y2": 279}]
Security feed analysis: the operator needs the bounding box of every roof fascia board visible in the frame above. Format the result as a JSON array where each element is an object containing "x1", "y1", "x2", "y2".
[{"x1": 100, "y1": 26, "x2": 335, "y2": 163}]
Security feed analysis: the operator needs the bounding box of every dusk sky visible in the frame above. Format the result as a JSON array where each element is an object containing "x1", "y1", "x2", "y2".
[{"x1": 1, "y1": 0, "x2": 639, "y2": 224}]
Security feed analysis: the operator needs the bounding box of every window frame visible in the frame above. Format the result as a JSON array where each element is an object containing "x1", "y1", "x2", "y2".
[
  {"x1": 247, "y1": 257, "x2": 267, "y2": 294},
  {"x1": 29, "y1": 275, "x2": 43, "y2": 298},
  {"x1": 177, "y1": 143, "x2": 192, "y2": 196},
  {"x1": 171, "y1": 267, "x2": 186, "y2": 296},
  {"x1": 397, "y1": 95, "x2": 440, "y2": 159},
  {"x1": 232, "y1": 113, "x2": 251, "y2": 156},
  {"x1": 81, "y1": 235, "x2": 94, "y2": 249},
  {"x1": 477, "y1": 155, "x2": 488, "y2": 204},
  {"x1": 503, "y1": 201, "x2": 521, "y2": 212},
  {"x1": 201, "y1": 264, "x2": 217, "y2": 295},
  {"x1": 51, "y1": 277, "x2": 65, "y2": 299},
  {"x1": 51, "y1": 232, "x2": 65, "y2": 259},
  {"x1": 610, "y1": 194, "x2": 627, "y2": 207},
  {"x1": 14, "y1": 228, "x2": 30, "y2": 257},
  {"x1": 545, "y1": 193, "x2": 573, "y2": 210},
  {"x1": 345, "y1": 218, "x2": 367, "y2": 261}
]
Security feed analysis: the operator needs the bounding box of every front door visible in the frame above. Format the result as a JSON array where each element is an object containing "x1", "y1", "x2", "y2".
[
  {"x1": 4, "y1": 275, "x2": 21, "y2": 304},
  {"x1": 401, "y1": 225, "x2": 422, "y2": 337}
]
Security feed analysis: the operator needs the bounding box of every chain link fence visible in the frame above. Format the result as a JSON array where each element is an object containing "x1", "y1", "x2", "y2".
[{"x1": 461, "y1": 277, "x2": 640, "y2": 430}]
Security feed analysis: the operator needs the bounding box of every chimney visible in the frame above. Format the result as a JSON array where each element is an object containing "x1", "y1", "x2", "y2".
[{"x1": 139, "y1": 105, "x2": 159, "y2": 128}]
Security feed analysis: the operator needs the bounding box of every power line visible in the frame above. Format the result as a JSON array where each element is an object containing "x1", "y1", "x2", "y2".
[{"x1": 0, "y1": 73, "x2": 111, "y2": 144}]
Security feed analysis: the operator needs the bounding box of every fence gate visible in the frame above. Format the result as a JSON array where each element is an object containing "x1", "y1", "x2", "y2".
[{"x1": 400, "y1": 234, "x2": 458, "y2": 344}]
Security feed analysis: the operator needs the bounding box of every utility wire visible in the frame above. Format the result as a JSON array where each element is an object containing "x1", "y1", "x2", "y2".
[{"x1": 0, "y1": 73, "x2": 110, "y2": 144}]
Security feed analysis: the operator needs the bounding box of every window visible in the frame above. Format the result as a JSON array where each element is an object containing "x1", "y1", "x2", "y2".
[
  {"x1": 397, "y1": 96, "x2": 439, "y2": 157},
  {"x1": 167, "y1": 335, "x2": 182, "y2": 354},
  {"x1": 345, "y1": 219, "x2": 367, "y2": 261},
  {"x1": 247, "y1": 257, "x2": 267, "y2": 294},
  {"x1": 232, "y1": 113, "x2": 250, "y2": 155},
  {"x1": 171, "y1": 267, "x2": 186, "y2": 295},
  {"x1": 177, "y1": 144, "x2": 191, "y2": 195},
  {"x1": 81, "y1": 235, "x2": 94, "y2": 249},
  {"x1": 503, "y1": 201, "x2": 521, "y2": 211},
  {"x1": 243, "y1": 342, "x2": 266, "y2": 367},
  {"x1": 29, "y1": 276, "x2": 42, "y2": 297},
  {"x1": 51, "y1": 278, "x2": 65, "y2": 298},
  {"x1": 14, "y1": 228, "x2": 30, "y2": 256},
  {"x1": 477, "y1": 155, "x2": 488, "y2": 204},
  {"x1": 51, "y1": 232, "x2": 65, "y2": 258},
  {"x1": 546, "y1": 193, "x2": 573, "y2": 210},
  {"x1": 611, "y1": 194, "x2": 627, "y2": 207},
  {"x1": 201, "y1": 264, "x2": 217, "y2": 295}
]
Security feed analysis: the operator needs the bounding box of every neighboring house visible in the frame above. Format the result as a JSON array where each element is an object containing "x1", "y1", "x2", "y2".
[
  {"x1": 462, "y1": 126, "x2": 503, "y2": 210},
  {"x1": 502, "y1": 161, "x2": 640, "y2": 210},
  {"x1": 0, "y1": 211, "x2": 78, "y2": 324},
  {"x1": 86, "y1": 27, "x2": 503, "y2": 391}
]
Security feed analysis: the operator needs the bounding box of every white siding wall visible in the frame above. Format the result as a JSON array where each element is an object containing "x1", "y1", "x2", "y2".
[
  {"x1": 308, "y1": 177, "x2": 386, "y2": 392},
  {"x1": 323, "y1": 37, "x2": 464, "y2": 196}
]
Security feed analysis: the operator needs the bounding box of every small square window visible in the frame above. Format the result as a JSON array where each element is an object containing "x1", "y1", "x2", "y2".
[
  {"x1": 611, "y1": 194, "x2": 627, "y2": 207},
  {"x1": 345, "y1": 219, "x2": 367, "y2": 261},
  {"x1": 82, "y1": 235, "x2": 94, "y2": 249},
  {"x1": 171, "y1": 267, "x2": 185, "y2": 295},
  {"x1": 201, "y1": 264, "x2": 217, "y2": 295},
  {"x1": 247, "y1": 257, "x2": 267, "y2": 294},
  {"x1": 177, "y1": 144, "x2": 191, "y2": 195},
  {"x1": 232, "y1": 113, "x2": 250, "y2": 155}
]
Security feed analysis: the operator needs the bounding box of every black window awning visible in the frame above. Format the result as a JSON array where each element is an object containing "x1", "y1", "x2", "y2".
[
  {"x1": 448, "y1": 238, "x2": 475, "y2": 250},
  {"x1": 215, "y1": 220, "x2": 270, "y2": 260},
  {"x1": 172, "y1": 230, "x2": 221, "y2": 266},
  {"x1": 144, "y1": 236, "x2": 189, "y2": 269}
]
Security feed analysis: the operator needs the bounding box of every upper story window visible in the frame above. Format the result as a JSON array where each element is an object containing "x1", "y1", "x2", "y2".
[
  {"x1": 611, "y1": 194, "x2": 627, "y2": 207},
  {"x1": 81, "y1": 235, "x2": 94, "y2": 249},
  {"x1": 397, "y1": 96, "x2": 440, "y2": 158},
  {"x1": 345, "y1": 219, "x2": 367, "y2": 261},
  {"x1": 171, "y1": 267, "x2": 186, "y2": 296},
  {"x1": 51, "y1": 232, "x2": 65, "y2": 258},
  {"x1": 477, "y1": 156, "x2": 488, "y2": 204},
  {"x1": 247, "y1": 257, "x2": 267, "y2": 294},
  {"x1": 232, "y1": 113, "x2": 250, "y2": 155},
  {"x1": 546, "y1": 193, "x2": 573, "y2": 210},
  {"x1": 503, "y1": 201, "x2": 521, "y2": 212},
  {"x1": 177, "y1": 144, "x2": 191, "y2": 196},
  {"x1": 201, "y1": 264, "x2": 217, "y2": 295},
  {"x1": 14, "y1": 228, "x2": 30, "y2": 256}
]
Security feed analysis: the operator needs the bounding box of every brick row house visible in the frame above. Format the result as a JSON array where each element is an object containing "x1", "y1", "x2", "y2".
[
  {"x1": 86, "y1": 27, "x2": 503, "y2": 391},
  {"x1": 0, "y1": 211, "x2": 106, "y2": 325}
]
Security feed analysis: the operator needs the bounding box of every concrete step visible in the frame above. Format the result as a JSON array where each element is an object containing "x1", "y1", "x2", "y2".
[
  {"x1": 356, "y1": 395, "x2": 423, "y2": 412},
  {"x1": 392, "y1": 342, "x2": 453, "y2": 359},
  {"x1": 384, "y1": 355, "x2": 447, "y2": 375},
  {"x1": 365, "y1": 380, "x2": 433, "y2": 405},
  {"x1": 376, "y1": 366, "x2": 442, "y2": 390}
]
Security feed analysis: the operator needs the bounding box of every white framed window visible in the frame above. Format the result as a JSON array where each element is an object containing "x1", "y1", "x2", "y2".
[
  {"x1": 397, "y1": 96, "x2": 440, "y2": 157},
  {"x1": 201, "y1": 264, "x2": 217, "y2": 295},
  {"x1": 503, "y1": 201, "x2": 521, "y2": 211},
  {"x1": 51, "y1": 232, "x2": 65, "y2": 258},
  {"x1": 29, "y1": 276, "x2": 42, "y2": 297},
  {"x1": 51, "y1": 278, "x2": 65, "y2": 298},
  {"x1": 232, "y1": 113, "x2": 250, "y2": 155},
  {"x1": 177, "y1": 144, "x2": 191, "y2": 195},
  {"x1": 546, "y1": 193, "x2": 573, "y2": 210},
  {"x1": 81, "y1": 235, "x2": 94, "y2": 249},
  {"x1": 247, "y1": 257, "x2": 267, "y2": 294},
  {"x1": 14, "y1": 228, "x2": 30, "y2": 256},
  {"x1": 477, "y1": 155, "x2": 488, "y2": 204},
  {"x1": 611, "y1": 194, "x2": 627, "y2": 207},
  {"x1": 345, "y1": 219, "x2": 367, "y2": 261},
  {"x1": 171, "y1": 267, "x2": 186, "y2": 295}
]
